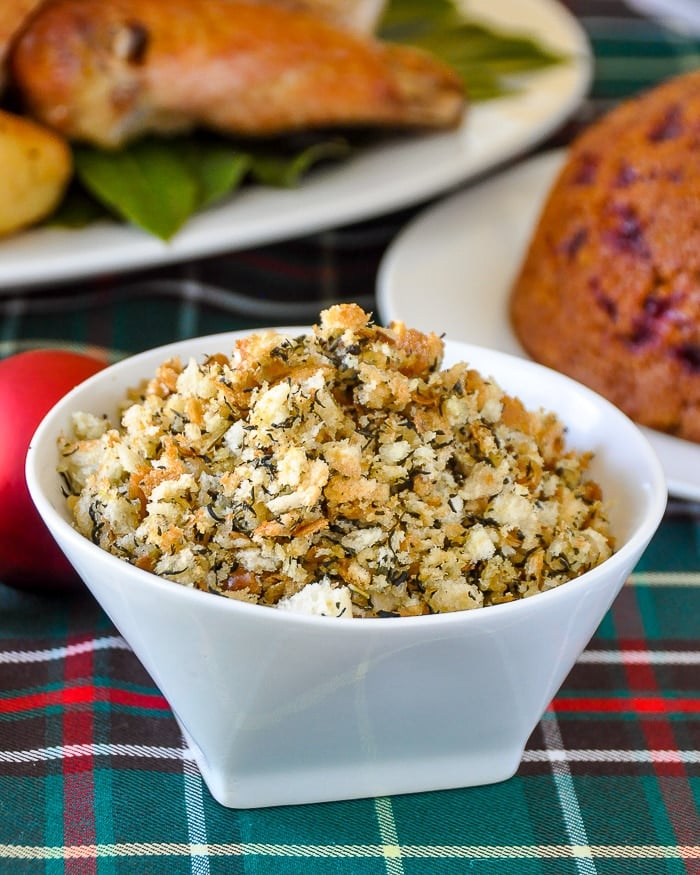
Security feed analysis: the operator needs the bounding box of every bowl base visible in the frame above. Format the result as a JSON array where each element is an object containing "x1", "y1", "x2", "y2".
[{"x1": 179, "y1": 720, "x2": 524, "y2": 809}]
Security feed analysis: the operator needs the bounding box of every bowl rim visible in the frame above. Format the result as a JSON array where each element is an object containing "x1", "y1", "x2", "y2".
[{"x1": 26, "y1": 327, "x2": 668, "y2": 632}]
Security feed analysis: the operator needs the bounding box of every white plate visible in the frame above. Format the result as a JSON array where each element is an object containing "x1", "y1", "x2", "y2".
[
  {"x1": 0, "y1": 0, "x2": 591, "y2": 292},
  {"x1": 624, "y1": 0, "x2": 700, "y2": 34},
  {"x1": 377, "y1": 149, "x2": 700, "y2": 501}
]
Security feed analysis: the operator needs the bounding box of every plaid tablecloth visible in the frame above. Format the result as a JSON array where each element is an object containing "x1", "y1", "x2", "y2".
[{"x1": 1, "y1": 1, "x2": 699, "y2": 872}]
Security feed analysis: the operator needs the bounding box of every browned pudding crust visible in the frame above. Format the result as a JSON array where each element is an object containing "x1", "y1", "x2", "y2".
[{"x1": 510, "y1": 70, "x2": 700, "y2": 443}]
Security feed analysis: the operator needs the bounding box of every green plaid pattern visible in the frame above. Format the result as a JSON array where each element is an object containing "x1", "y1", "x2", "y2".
[
  {"x1": 1, "y1": 555, "x2": 698, "y2": 873},
  {"x1": 1, "y1": 1, "x2": 699, "y2": 871}
]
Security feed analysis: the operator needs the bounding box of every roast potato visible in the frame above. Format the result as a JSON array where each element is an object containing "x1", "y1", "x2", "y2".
[{"x1": 0, "y1": 108, "x2": 72, "y2": 237}]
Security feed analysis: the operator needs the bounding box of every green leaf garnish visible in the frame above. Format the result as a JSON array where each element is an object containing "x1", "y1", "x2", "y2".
[
  {"x1": 70, "y1": 135, "x2": 350, "y2": 239},
  {"x1": 249, "y1": 139, "x2": 352, "y2": 188},
  {"x1": 44, "y1": 183, "x2": 108, "y2": 229},
  {"x1": 73, "y1": 140, "x2": 201, "y2": 240},
  {"x1": 379, "y1": 0, "x2": 567, "y2": 102},
  {"x1": 173, "y1": 138, "x2": 252, "y2": 208}
]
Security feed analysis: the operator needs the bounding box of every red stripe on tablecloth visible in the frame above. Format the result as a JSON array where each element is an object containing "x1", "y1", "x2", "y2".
[
  {"x1": 235, "y1": 248, "x2": 378, "y2": 283},
  {"x1": 63, "y1": 635, "x2": 96, "y2": 875},
  {"x1": 3, "y1": 691, "x2": 696, "y2": 716},
  {"x1": 0, "y1": 686, "x2": 168, "y2": 715},
  {"x1": 613, "y1": 591, "x2": 700, "y2": 875},
  {"x1": 618, "y1": 637, "x2": 685, "y2": 777},
  {"x1": 234, "y1": 250, "x2": 328, "y2": 282},
  {"x1": 552, "y1": 697, "x2": 700, "y2": 713}
]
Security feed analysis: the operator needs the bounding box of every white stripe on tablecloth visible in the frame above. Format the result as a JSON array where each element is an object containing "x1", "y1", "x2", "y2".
[
  {"x1": 182, "y1": 738, "x2": 211, "y2": 875},
  {"x1": 0, "y1": 842, "x2": 697, "y2": 860},
  {"x1": 522, "y1": 749, "x2": 700, "y2": 764},
  {"x1": 0, "y1": 636, "x2": 130, "y2": 664},
  {"x1": 541, "y1": 713, "x2": 598, "y2": 875},
  {"x1": 0, "y1": 744, "x2": 189, "y2": 763},
  {"x1": 374, "y1": 797, "x2": 405, "y2": 875},
  {"x1": 2, "y1": 744, "x2": 697, "y2": 765},
  {"x1": 628, "y1": 572, "x2": 700, "y2": 586},
  {"x1": 579, "y1": 650, "x2": 700, "y2": 664}
]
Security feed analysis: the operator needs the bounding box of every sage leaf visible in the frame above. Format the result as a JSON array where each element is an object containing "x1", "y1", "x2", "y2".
[
  {"x1": 173, "y1": 138, "x2": 252, "y2": 208},
  {"x1": 73, "y1": 140, "x2": 200, "y2": 240},
  {"x1": 249, "y1": 139, "x2": 352, "y2": 188},
  {"x1": 44, "y1": 184, "x2": 109, "y2": 229},
  {"x1": 380, "y1": 0, "x2": 567, "y2": 100}
]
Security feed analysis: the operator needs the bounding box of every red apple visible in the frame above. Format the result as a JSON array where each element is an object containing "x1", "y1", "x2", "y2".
[{"x1": 0, "y1": 349, "x2": 107, "y2": 592}]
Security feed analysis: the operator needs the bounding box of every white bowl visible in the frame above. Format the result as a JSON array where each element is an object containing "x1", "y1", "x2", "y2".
[{"x1": 26, "y1": 329, "x2": 667, "y2": 808}]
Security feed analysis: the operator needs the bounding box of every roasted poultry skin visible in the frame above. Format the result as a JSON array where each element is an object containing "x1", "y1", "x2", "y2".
[
  {"x1": 11, "y1": 0, "x2": 465, "y2": 149},
  {"x1": 0, "y1": 0, "x2": 44, "y2": 90},
  {"x1": 272, "y1": 0, "x2": 387, "y2": 34},
  {"x1": 0, "y1": 0, "x2": 384, "y2": 90}
]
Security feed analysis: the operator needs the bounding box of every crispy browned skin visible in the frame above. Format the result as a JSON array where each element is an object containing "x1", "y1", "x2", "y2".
[
  {"x1": 272, "y1": 0, "x2": 387, "y2": 33},
  {"x1": 11, "y1": 0, "x2": 465, "y2": 149},
  {"x1": 0, "y1": 0, "x2": 45, "y2": 90}
]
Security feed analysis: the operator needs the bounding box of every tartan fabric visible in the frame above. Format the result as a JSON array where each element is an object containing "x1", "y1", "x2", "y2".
[
  {"x1": 0, "y1": 562, "x2": 698, "y2": 873},
  {"x1": 1, "y1": 1, "x2": 699, "y2": 872}
]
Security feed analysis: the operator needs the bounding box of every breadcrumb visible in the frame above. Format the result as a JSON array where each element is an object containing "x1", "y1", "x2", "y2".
[{"x1": 58, "y1": 304, "x2": 614, "y2": 618}]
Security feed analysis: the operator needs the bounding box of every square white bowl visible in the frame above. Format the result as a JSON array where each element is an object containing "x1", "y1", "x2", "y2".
[{"x1": 26, "y1": 329, "x2": 667, "y2": 808}]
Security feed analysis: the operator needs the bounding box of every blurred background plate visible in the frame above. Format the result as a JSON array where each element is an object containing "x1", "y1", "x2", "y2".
[
  {"x1": 377, "y1": 148, "x2": 700, "y2": 501},
  {"x1": 0, "y1": 0, "x2": 591, "y2": 292},
  {"x1": 624, "y1": 0, "x2": 700, "y2": 34}
]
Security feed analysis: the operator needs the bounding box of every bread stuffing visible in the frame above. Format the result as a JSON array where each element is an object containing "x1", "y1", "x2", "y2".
[{"x1": 58, "y1": 304, "x2": 614, "y2": 617}]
